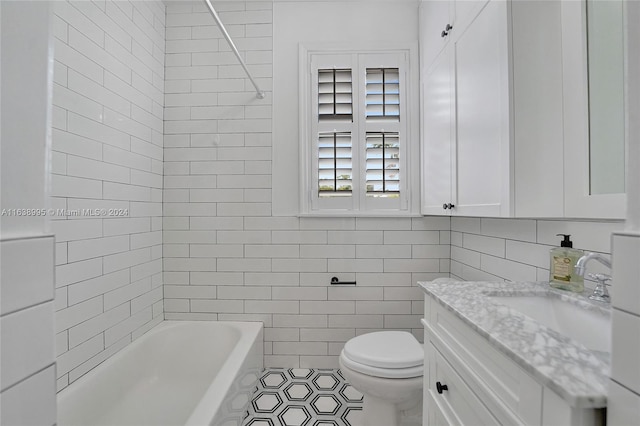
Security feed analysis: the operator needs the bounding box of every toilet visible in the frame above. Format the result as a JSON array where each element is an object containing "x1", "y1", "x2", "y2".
[{"x1": 339, "y1": 331, "x2": 424, "y2": 426}]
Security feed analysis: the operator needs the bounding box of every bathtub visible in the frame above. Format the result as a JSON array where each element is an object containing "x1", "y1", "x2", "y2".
[{"x1": 57, "y1": 321, "x2": 263, "y2": 426}]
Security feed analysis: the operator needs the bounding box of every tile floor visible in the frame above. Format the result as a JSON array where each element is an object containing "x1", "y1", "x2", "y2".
[{"x1": 243, "y1": 368, "x2": 364, "y2": 426}]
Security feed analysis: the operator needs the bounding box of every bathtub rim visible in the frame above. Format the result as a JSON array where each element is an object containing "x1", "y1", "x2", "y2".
[
  {"x1": 185, "y1": 320, "x2": 263, "y2": 426},
  {"x1": 56, "y1": 320, "x2": 264, "y2": 426}
]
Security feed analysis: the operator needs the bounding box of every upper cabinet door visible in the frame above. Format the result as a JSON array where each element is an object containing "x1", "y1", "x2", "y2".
[
  {"x1": 562, "y1": 0, "x2": 626, "y2": 219},
  {"x1": 511, "y1": 0, "x2": 565, "y2": 218},
  {"x1": 453, "y1": 0, "x2": 511, "y2": 217},
  {"x1": 420, "y1": 0, "x2": 510, "y2": 217},
  {"x1": 421, "y1": 47, "x2": 454, "y2": 216}
]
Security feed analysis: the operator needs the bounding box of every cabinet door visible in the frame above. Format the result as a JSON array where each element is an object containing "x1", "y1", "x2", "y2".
[
  {"x1": 562, "y1": 0, "x2": 626, "y2": 219},
  {"x1": 512, "y1": 0, "x2": 565, "y2": 218},
  {"x1": 420, "y1": 0, "x2": 452, "y2": 72},
  {"x1": 429, "y1": 343, "x2": 500, "y2": 426},
  {"x1": 421, "y1": 47, "x2": 454, "y2": 215},
  {"x1": 453, "y1": 0, "x2": 511, "y2": 217}
]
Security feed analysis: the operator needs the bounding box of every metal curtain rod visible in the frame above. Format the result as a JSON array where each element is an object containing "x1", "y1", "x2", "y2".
[{"x1": 203, "y1": 0, "x2": 266, "y2": 99}]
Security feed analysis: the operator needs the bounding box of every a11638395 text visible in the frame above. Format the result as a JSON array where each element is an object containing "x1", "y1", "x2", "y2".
[{"x1": 1, "y1": 208, "x2": 129, "y2": 217}]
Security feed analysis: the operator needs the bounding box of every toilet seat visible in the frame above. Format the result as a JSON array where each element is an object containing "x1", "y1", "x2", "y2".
[
  {"x1": 340, "y1": 331, "x2": 424, "y2": 379},
  {"x1": 340, "y1": 352, "x2": 424, "y2": 378}
]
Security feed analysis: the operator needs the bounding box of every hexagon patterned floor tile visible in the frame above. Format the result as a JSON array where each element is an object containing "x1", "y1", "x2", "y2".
[{"x1": 242, "y1": 368, "x2": 363, "y2": 426}]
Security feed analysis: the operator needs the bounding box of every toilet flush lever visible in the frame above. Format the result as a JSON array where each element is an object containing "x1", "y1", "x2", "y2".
[{"x1": 436, "y1": 382, "x2": 448, "y2": 394}]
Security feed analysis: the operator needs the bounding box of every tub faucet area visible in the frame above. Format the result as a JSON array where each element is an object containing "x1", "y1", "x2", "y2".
[{"x1": 575, "y1": 252, "x2": 613, "y2": 302}]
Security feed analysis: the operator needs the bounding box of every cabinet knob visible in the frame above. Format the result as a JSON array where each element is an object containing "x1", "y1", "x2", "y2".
[
  {"x1": 436, "y1": 381, "x2": 449, "y2": 394},
  {"x1": 443, "y1": 203, "x2": 455, "y2": 210},
  {"x1": 441, "y1": 24, "x2": 453, "y2": 38},
  {"x1": 448, "y1": 203, "x2": 455, "y2": 209}
]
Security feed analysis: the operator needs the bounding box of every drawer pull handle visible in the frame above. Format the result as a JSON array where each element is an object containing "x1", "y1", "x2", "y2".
[{"x1": 436, "y1": 381, "x2": 448, "y2": 394}]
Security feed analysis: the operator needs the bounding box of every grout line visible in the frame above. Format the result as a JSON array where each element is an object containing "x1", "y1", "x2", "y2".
[
  {"x1": 0, "y1": 234, "x2": 55, "y2": 243},
  {"x1": 0, "y1": 299, "x2": 55, "y2": 319},
  {"x1": 0, "y1": 363, "x2": 56, "y2": 394}
]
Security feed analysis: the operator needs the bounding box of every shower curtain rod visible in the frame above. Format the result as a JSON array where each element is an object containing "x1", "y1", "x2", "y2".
[{"x1": 203, "y1": 0, "x2": 266, "y2": 99}]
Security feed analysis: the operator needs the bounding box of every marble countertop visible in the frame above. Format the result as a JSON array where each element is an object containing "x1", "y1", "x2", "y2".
[{"x1": 418, "y1": 280, "x2": 610, "y2": 408}]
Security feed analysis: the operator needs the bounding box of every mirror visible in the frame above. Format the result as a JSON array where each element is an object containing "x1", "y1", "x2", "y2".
[{"x1": 587, "y1": 0, "x2": 625, "y2": 195}]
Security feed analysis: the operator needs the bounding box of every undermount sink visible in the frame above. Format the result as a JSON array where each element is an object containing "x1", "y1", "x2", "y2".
[{"x1": 489, "y1": 294, "x2": 611, "y2": 353}]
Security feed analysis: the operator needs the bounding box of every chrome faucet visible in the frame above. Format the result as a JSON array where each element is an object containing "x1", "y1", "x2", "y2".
[{"x1": 575, "y1": 252, "x2": 612, "y2": 302}]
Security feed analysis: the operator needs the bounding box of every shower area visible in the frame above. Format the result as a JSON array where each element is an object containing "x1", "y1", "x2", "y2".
[{"x1": 52, "y1": 0, "x2": 275, "y2": 394}]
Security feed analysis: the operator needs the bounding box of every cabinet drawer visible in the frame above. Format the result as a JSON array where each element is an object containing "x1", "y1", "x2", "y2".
[
  {"x1": 428, "y1": 342, "x2": 499, "y2": 426},
  {"x1": 425, "y1": 298, "x2": 543, "y2": 425}
]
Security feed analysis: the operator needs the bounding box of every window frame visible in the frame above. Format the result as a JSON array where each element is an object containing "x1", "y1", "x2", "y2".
[{"x1": 299, "y1": 42, "x2": 420, "y2": 217}]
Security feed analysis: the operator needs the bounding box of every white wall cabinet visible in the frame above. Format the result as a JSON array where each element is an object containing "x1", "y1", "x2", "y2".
[
  {"x1": 421, "y1": 45, "x2": 454, "y2": 215},
  {"x1": 420, "y1": 0, "x2": 569, "y2": 218},
  {"x1": 422, "y1": 295, "x2": 605, "y2": 426},
  {"x1": 561, "y1": 0, "x2": 626, "y2": 219}
]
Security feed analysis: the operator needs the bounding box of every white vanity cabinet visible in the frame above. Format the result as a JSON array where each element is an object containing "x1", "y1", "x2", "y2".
[
  {"x1": 420, "y1": 0, "x2": 565, "y2": 217},
  {"x1": 422, "y1": 295, "x2": 605, "y2": 426}
]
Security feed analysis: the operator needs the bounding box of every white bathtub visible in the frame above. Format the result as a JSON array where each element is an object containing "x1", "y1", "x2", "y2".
[{"x1": 57, "y1": 321, "x2": 263, "y2": 426}]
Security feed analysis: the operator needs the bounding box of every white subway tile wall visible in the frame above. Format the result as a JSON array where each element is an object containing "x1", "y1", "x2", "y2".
[
  {"x1": 163, "y1": 1, "x2": 450, "y2": 368},
  {"x1": 450, "y1": 217, "x2": 623, "y2": 284},
  {"x1": 52, "y1": 0, "x2": 165, "y2": 391},
  {"x1": 0, "y1": 237, "x2": 57, "y2": 424},
  {"x1": 610, "y1": 233, "x2": 640, "y2": 422},
  {"x1": 1, "y1": 2, "x2": 56, "y2": 422}
]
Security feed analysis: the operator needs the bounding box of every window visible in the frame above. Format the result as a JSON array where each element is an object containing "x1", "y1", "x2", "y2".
[{"x1": 300, "y1": 47, "x2": 418, "y2": 215}]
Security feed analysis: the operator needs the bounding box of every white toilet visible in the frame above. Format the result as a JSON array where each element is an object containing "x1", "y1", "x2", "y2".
[{"x1": 339, "y1": 331, "x2": 424, "y2": 426}]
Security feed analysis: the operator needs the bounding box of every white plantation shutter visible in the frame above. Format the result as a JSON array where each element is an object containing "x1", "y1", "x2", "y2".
[
  {"x1": 318, "y1": 132, "x2": 352, "y2": 196},
  {"x1": 365, "y1": 132, "x2": 400, "y2": 196},
  {"x1": 305, "y1": 50, "x2": 410, "y2": 214},
  {"x1": 359, "y1": 54, "x2": 406, "y2": 211},
  {"x1": 365, "y1": 68, "x2": 400, "y2": 122},
  {"x1": 318, "y1": 69, "x2": 353, "y2": 122},
  {"x1": 310, "y1": 54, "x2": 358, "y2": 211}
]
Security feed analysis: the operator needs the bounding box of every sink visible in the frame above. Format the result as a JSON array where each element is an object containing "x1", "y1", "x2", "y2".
[{"x1": 489, "y1": 294, "x2": 611, "y2": 353}]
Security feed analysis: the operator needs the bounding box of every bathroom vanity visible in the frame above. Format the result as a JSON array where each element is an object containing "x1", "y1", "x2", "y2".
[{"x1": 419, "y1": 281, "x2": 609, "y2": 426}]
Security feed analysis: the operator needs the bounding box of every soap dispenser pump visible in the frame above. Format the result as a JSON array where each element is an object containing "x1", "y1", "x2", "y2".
[{"x1": 549, "y1": 234, "x2": 584, "y2": 292}]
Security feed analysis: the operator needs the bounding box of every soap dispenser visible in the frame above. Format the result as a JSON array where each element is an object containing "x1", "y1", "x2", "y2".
[{"x1": 549, "y1": 234, "x2": 584, "y2": 292}]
